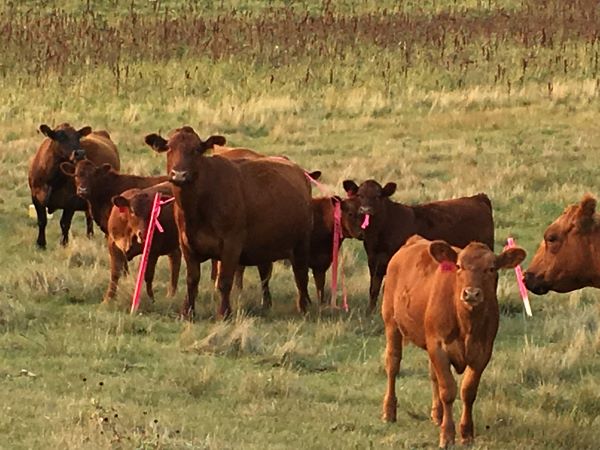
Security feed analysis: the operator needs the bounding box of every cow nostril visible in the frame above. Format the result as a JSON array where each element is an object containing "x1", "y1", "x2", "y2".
[{"x1": 462, "y1": 287, "x2": 482, "y2": 302}]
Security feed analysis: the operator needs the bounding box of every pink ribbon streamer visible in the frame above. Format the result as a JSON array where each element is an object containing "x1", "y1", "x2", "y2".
[
  {"x1": 505, "y1": 237, "x2": 532, "y2": 317},
  {"x1": 130, "y1": 193, "x2": 174, "y2": 314},
  {"x1": 361, "y1": 214, "x2": 370, "y2": 229}
]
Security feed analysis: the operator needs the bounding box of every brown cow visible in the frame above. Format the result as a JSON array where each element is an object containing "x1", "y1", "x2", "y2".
[
  {"x1": 28, "y1": 123, "x2": 120, "y2": 248},
  {"x1": 105, "y1": 183, "x2": 181, "y2": 303},
  {"x1": 342, "y1": 179, "x2": 494, "y2": 313},
  {"x1": 145, "y1": 126, "x2": 313, "y2": 318},
  {"x1": 59, "y1": 160, "x2": 167, "y2": 234},
  {"x1": 524, "y1": 194, "x2": 600, "y2": 295},
  {"x1": 381, "y1": 235, "x2": 525, "y2": 447}
]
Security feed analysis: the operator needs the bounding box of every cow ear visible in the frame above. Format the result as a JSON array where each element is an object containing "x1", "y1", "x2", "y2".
[
  {"x1": 99, "y1": 163, "x2": 112, "y2": 174},
  {"x1": 40, "y1": 124, "x2": 55, "y2": 139},
  {"x1": 331, "y1": 195, "x2": 342, "y2": 206},
  {"x1": 112, "y1": 195, "x2": 130, "y2": 208},
  {"x1": 59, "y1": 162, "x2": 76, "y2": 177},
  {"x1": 307, "y1": 170, "x2": 322, "y2": 181},
  {"x1": 381, "y1": 182, "x2": 397, "y2": 197},
  {"x1": 343, "y1": 180, "x2": 359, "y2": 197},
  {"x1": 77, "y1": 126, "x2": 92, "y2": 137},
  {"x1": 495, "y1": 247, "x2": 526, "y2": 270},
  {"x1": 203, "y1": 135, "x2": 227, "y2": 150},
  {"x1": 429, "y1": 240, "x2": 458, "y2": 264},
  {"x1": 145, "y1": 133, "x2": 169, "y2": 152},
  {"x1": 576, "y1": 194, "x2": 597, "y2": 231}
]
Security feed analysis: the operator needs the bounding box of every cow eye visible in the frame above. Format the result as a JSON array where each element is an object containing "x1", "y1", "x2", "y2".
[{"x1": 546, "y1": 234, "x2": 559, "y2": 243}]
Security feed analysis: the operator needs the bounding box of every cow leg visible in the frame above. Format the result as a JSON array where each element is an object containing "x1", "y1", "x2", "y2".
[
  {"x1": 181, "y1": 246, "x2": 201, "y2": 319},
  {"x1": 210, "y1": 259, "x2": 219, "y2": 287},
  {"x1": 429, "y1": 360, "x2": 443, "y2": 426},
  {"x1": 429, "y1": 346, "x2": 457, "y2": 448},
  {"x1": 215, "y1": 246, "x2": 242, "y2": 319},
  {"x1": 257, "y1": 262, "x2": 273, "y2": 309},
  {"x1": 290, "y1": 238, "x2": 312, "y2": 314},
  {"x1": 459, "y1": 366, "x2": 483, "y2": 445},
  {"x1": 312, "y1": 268, "x2": 327, "y2": 305},
  {"x1": 144, "y1": 253, "x2": 159, "y2": 302},
  {"x1": 382, "y1": 324, "x2": 403, "y2": 422},
  {"x1": 235, "y1": 265, "x2": 245, "y2": 290},
  {"x1": 85, "y1": 209, "x2": 94, "y2": 238},
  {"x1": 366, "y1": 255, "x2": 386, "y2": 314},
  {"x1": 32, "y1": 196, "x2": 48, "y2": 249},
  {"x1": 104, "y1": 240, "x2": 126, "y2": 303},
  {"x1": 59, "y1": 207, "x2": 76, "y2": 246},
  {"x1": 166, "y1": 248, "x2": 181, "y2": 297}
]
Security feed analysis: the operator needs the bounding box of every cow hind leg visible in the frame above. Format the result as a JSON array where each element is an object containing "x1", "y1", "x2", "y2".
[
  {"x1": 215, "y1": 244, "x2": 242, "y2": 319},
  {"x1": 382, "y1": 324, "x2": 403, "y2": 422},
  {"x1": 167, "y1": 248, "x2": 181, "y2": 297},
  {"x1": 85, "y1": 209, "x2": 94, "y2": 238},
  {"x1": 312, "y1": 268, "x2": 327, "y2": 305},
  {"x1": 459, "y1": 366, "x2": 483, "y2": 445},
  {"x1": 257, "y1": 262, "x2": 273, "y2": 309},
  {"x1": 144, "y1": 253, "x2": 159, "y2": 302},
  {"x1": 181, "y1": 245, "x2": 201, "y2": 319},
  {"x1": 103, "y1": 241, "x2": 127, "y2": 303},
  {"x1": 59, "y1": 207, "x2": 76, "y2": 246},
  {"x1": 290, "y1": 238, "x2": 312, "y2": 314},
  {"x1": 32, "y1": 196, "x2": 48, "y2": 249},
  {"x1": 234, "y1": 265, "x2": 245, "y2": 290}
]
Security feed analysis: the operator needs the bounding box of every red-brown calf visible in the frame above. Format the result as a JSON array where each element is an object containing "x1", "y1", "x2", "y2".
[{"x1": 381, "y1": 236, "x2": 525, "y2": 448}]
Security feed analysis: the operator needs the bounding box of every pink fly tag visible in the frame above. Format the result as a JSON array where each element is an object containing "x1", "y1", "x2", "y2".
[
  {"x1": 440, "y1": 261, "x2": 457, "y2": 272},
  {"x1": 360, "y1": 214, "x2": 370, "y2": 230},
  {"x1": 505, "y1": 237, "x2": 533, "y2": 317},
  {"x1": 118, "y1": 206, "x2": 127, "y2": 214}
]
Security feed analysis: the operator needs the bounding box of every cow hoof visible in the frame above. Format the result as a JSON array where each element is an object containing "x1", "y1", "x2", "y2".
[{"x1": 382, "y1": 411, "x2": 396, "y2": 423}]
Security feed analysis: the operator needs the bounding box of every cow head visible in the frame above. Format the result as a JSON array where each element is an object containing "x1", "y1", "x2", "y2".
[
  {"x1": 339, "y1": 196, "x2": 364, "y2": 239},
  {"x1": 60, "y1": 160, "x2": 112, "y2": 198},
  {"x1": 341, "y1": 179, "x2": 396, "y2": 237},
  {"x1": 112, "y1": 191, "x2": 153, "y2": 245},
  {"x1": 40, "y1": 123, "x2": 92, "y2": 161},
  {"x1": 524, "y1": 195, "x2": 600, "y2": 295},
  {"x1": 145, "y1": 126, "x2": 226, "y2": 186},
  {"x1": 430, "y1": 240, "x2": 526, "y2": 311}
]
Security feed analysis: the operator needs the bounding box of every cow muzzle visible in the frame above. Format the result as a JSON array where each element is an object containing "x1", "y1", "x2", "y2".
[
  {"x1": 358, "y1": 206, "x2": 374, "y2": 215},
  {"x1": 461, "y1": 287, "x2": 483, "y2": 305},
  {"x1": 170, "y1": 170, "x2": 189, "y2": 185},
  {"x1": 71, "y1": 149, "x2": 86, "y2": 161},
  {"x1": 77, "y1": 186, "x2": 89, "y2": 196},
  {"x1": 523, "y1": 271, "x2": 550, "y2": 295}
]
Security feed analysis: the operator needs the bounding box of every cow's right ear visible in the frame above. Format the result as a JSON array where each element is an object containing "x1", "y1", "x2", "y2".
[
  {"x1": 145, "y1": 134, "x2": 169, "y2": 152},
  {"x1": 77, "y1": 126, "x2": 92, "y2": 137},
  {"x1": 429, "y1": 240, "x2": 458, "y2": 265},
  {"x1": 203, "y1": 135, "x2": 227, "y2": 150},
  {"x1": 59, "y1": 162, "x2": 76, "y2": 177},
  {"x1": 112, "y1": 195, "x2": 130, "y2": 209},
  {"x1": 576, "y1": 194, "x2": 597, "y2": 231},
  {"x1": 381, "y1": 182, "x2": 397, "y2": 197},
  {"x1": 343, "y1": 180, "x2": 359, "y2": 197},
  {"x1": 40, "y1": 124, "x2": 55, "y2": 139}
]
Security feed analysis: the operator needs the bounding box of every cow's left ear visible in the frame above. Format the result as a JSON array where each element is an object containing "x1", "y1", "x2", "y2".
[
  {"x1": 59, "y1": 162, "x2": 76, "y2": 176},
  {"x1": 381, "y1": 182, "x2": 397, "y2": 197},
  {"x1": 99, "y1": 163, "x2": 113, "y2": 174},
  {"x1": 112, "y1": 195, "x2": 130, "y2": 209},
  {"x1": 307, "y1": 170, "x2": 322, "y2": 181},
  {"x1": 145, "y1": 133, "x2": 169, "y2": 152},
  {"x1": 343, "y1": 180, "x2": 359, "y2": 197},
  {"x1": 331, "y1": 195, "x2": 342, "y2": 206},
  {"x1": 429, "y1": 240, "x2": 458, "y2": 264},
  {"x1": 202, "y1": 135, "x2": 227, "y2": 151},
  {"x1": 77, "y1": 126, "x2": 92, "y2": 137},
  {"x1": 495, "y1": 247, "x2": 526, "y2": 269},
  {"x1": 40, "y1": 124, "x2": 55, "y2": 139}
]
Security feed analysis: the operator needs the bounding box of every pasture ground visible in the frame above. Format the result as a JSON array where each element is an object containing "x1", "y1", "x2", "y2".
[{"x1": 1, "y1": 1, "x2": 600, "y2": 448}]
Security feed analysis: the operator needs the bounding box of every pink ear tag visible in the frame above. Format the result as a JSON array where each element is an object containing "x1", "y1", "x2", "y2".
[
  {"x1": 440, "y1": 261, "x2": 457, "y2": 272},
  {"x1": 118, "y1": 207, "x2": 127, "y2": 214},
  {"x1": 360, "y1": 214, "x2": 370, "y2": 230}
]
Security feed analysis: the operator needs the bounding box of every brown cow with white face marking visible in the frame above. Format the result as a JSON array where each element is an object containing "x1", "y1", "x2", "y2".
[
  {"x1": 28, "y1": 123, "x2": 120, "y2": 248},
  {"x1": 105, "y1": 183, "x2": 181, "y2": 303},
  {"x1": 524, "y1": 194, "x2": 600, "y2": 295},
  {"x1": 145, "y1": 126, "x2": 313, "y2": 318},
  {"x1": 381, "y1": 235, "x2": 525, "y2": 448},
  {"x1": 342, "y1": 179, "x2": 494, "y2": 314}
]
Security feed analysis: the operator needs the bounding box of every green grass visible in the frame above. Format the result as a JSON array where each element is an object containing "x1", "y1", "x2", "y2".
[{"x1": 2, "y1": 0, "x2": 600, "y2": 448}]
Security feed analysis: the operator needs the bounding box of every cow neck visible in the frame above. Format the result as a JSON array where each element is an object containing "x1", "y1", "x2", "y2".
[
  {"x1": 584, "y1": 231, "x2": 600, "y2": 287},
  {"x1": 372, "y1": 199, "x2": 414, "y2": 244},
  {"x1": 88, "y1": 172, "x2": 167, "y2": 232}
]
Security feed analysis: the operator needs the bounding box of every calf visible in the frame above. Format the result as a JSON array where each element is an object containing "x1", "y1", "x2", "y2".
[
  {"x1": 381, "y1": 235, "x2": 525, "y2": 447},
  {"x1": 342, "y1": 179, "x2": 494, "y2": 313},
  {"x1": 145, "y1": 126, "x2": 313, "y2": 318},
  {"x1": 28, "y1": 123, "x2": 120, "y2": 247},
  {"x1": 105, "y1": 183, "x2": 181, "y2": 303},
  {"x1": 524, "y1": 194, "x2": 600, "y2": 295},
  {"x1": 59, "y1": 160, "x2": 167, "y2": 234}
]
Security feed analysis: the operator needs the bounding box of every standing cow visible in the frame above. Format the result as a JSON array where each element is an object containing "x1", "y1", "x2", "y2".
[
  {"x1": 145, "y1": 126, "x2": 313, "y2": 318},
  {"x1": 28, "y1": 123, "x2": 120, "y2": 248},
  {"x1": 524, "y1": 194, "x2": 600, "y2": 295},
  {"x1": 342, "y1": 179, "x2": 494, "y2": 313},
  {"x1": 381, "y1": 235, "x2": 525, "y2": 447}
]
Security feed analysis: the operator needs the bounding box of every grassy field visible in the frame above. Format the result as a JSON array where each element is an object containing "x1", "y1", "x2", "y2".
[{"x1": 1, "y1": 0, "x2": 600, "y2": 448}]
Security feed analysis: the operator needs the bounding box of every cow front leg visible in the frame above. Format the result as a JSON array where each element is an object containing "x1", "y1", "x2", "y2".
[
  {"x1": 312, "y1": 268, "x2": 327, "y2": 305},
  {"x1": 59, "y1": 207, "x2": 76, "y2": 246},
  {"x1": 290, "y1": 238, "x2": 312, "y2": 314},
  {"x1": 103, "y1": 240, "x2": 127, "y2": 303},
  {"x1": 382, "y1": 324, "x2": 403, "y2": 422},
  {"x1": 459, "y1": 366, "x2": 484, "y2": 445},
  {"x1": 181, "y1": 245, "x2": 201, "y2": 319},
  {"x1": 167, "y1": 248, "x2": 181, "y2": 297},
  {"x1": 85, "y1": 209, "x2": 94, "y2": 238},
  {"x1": 257, "y1": 262, "x2": 273, "y2": 309},
  {"x1": 429, "y1": 345, "x2": 457, "y2": 448},
  {"x1": 429, "y1": 360, "x2": 443, "y2": 426},
  {"x1": 144, "y1": 253, "x2": 159, "y2": 302},
  {"x1": 32, "y1": 196, "x2": 48, "y2": 249}
]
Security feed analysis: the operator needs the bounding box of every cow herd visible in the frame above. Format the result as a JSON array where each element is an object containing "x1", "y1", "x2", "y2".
[{"x1": 27, "y1": 123, "x2": 599, "y2": 447}]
